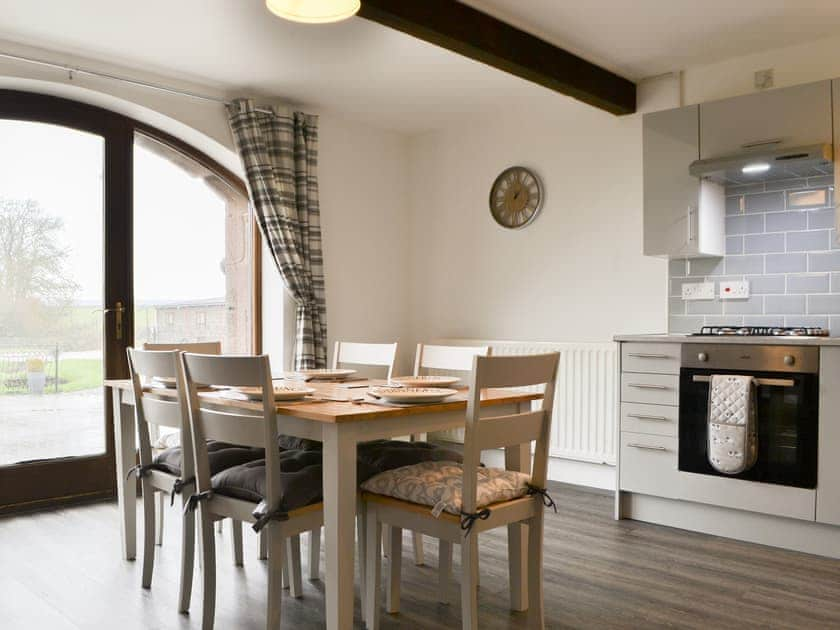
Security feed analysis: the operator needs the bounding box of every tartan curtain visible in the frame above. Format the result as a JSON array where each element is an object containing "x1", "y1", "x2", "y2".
[{"x1": 227, "y1": 99, "x2": 327, "y2": 369}]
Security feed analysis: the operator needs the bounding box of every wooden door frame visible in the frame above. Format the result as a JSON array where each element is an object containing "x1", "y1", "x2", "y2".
[{"x1": 0, "y1": 90, "x2": 259, "y2": 514}]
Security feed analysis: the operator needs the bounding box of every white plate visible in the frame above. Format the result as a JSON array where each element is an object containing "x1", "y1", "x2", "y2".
[
  {"x1": 230, "y1": 385, "x2": 316, "y2": 401},
  {"x1": 391, "y1": 375, "x2": 460, "y2": 388},
  {"x1": 371, "y1": 387, "x2": 459, "y2": 404},
  {"x1": 287, "y1": 368, "x2": 357, "y2": 381}
]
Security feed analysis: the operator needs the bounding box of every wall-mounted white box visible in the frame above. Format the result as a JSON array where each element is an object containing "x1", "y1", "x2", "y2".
[
  {"x1": 720, "y1": 280, "x2": 750, "y2": 299},
  {"x1": 682, "y1": 282, "x2": 715, "y2": 301}
]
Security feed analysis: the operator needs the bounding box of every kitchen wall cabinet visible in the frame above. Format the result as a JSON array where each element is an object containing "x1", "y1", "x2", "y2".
[
  {"x1": 700, "y1": 80, "x2": 831, "y2": 159},
  {"x1": 643, "y1": 105, "x2": 725, "y2": 258}
]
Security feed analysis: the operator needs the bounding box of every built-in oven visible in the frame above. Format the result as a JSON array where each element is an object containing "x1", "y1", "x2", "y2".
[{"x1": 679, "y1": 344, "x2": 818, "y2": 489}]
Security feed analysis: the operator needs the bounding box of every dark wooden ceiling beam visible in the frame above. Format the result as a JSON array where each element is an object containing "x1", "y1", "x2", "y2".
[{"x1": 358, "y1": 0, "x2": 636, "y2": 116}]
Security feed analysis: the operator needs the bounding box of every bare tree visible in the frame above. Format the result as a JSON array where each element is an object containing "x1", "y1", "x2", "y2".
[{"x1": 0, "y1": 198, "x2": 79, "y2": 335}]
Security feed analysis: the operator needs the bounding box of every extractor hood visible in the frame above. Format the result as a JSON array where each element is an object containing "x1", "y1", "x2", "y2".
[{"x1": 689, "y1": 142, "x2": 833, "y2": 185}]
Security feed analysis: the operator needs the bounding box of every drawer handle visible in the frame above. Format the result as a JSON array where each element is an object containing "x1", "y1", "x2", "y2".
[
  {"x1": 628, "y1": 443, "x2": 668, "y2": 452},
  {"x1": 628, "y1": 383, "x2": 669, "y2": 390},
  {"x1": 628, "y1": 414, "x2": 669, "y2": 422},
  {"x1": 628, "y1": 353, "x2": 672, "y2": 359}
]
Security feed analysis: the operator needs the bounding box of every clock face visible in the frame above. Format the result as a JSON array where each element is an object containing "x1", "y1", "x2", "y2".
[{"x1": 489, "y1": 167, "x2": 543, "y2": 229}]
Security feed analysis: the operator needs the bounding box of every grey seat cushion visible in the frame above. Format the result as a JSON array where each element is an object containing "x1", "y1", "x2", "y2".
[
  {"x1": 153, "y1": 441, "x2": 265, "y2": 477},
  {"x1": 211, "y1": 450, "x2": 324, "y2": 514},
  {"x1": 209, "y1": 440, "x2": 463, "y2": 513},
  {"x1": 356, "y1": 439, "x2": 463, "y2": 484}
]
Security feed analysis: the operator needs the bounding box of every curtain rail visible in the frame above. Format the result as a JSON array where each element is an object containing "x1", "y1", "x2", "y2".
[{"x1": 0, "y1": 50, "x2": 275, "y2": 113}]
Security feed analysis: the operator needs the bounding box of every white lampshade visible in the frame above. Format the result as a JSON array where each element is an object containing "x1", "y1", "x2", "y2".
[{"x1": 265, "y1": 0, "x2": 361, "y2": 23}]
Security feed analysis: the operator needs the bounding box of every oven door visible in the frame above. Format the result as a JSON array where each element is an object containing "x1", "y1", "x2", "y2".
[{"x1": 678, "y1": 368, "x2": 818, "y2": 488}]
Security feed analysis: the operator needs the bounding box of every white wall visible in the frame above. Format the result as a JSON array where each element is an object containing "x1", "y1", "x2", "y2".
[
  {"x1": 262, "y1": 114, "x2": 411, "y2": 372},
  {"x1": 405, "y1": 90, "x2": 669, "y2": 347},
  {"x1": 682, "y1": 33, "x2": 840, "y2": 105}
]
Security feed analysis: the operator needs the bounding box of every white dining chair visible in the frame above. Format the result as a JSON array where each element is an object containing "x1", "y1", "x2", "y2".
[
  {"x1": 141, "y1": 342, "x2": 223, "y2": 545},
  {"x1": 182, "y1": 352, "x2": 325, "y2": 630},
  {"x1": 126, "y1": 347, "x2": 261, "y2": 613},
  {"x1": 408, "y1": 343, "x2": 490, "y2": 565},
  {"x1": 361, "y1": 352, "x2": 560, "y2": 630},
  {"x1": 332, "y1": 341, "x2": 398, "y2": 380}
]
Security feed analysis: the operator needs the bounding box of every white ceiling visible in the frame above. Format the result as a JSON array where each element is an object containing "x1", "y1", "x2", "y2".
[{"x1": 2, "y1": 0, "x2": 840, "y2": 133}]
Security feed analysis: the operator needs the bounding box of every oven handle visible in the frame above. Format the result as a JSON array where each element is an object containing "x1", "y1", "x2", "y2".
[{"x1": 691, "y1": 375, "x2": 795, "y2": 388}]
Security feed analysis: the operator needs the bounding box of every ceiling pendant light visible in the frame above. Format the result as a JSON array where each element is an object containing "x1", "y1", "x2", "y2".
[{"x1": 266, "y1": 0, "x2": 361, "y2": 24}]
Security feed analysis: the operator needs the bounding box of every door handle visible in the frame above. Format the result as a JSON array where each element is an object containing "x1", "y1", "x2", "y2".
[
  {"x1": 687, "y1": 206, "x2": 696, "y2": 243},
  {"x1": 628, "y1": 383, "x2": 669, "y2": 390},
  {"x1": 104, "y1": 300, "x2": 126, "y2": 340},
  {"x1": 627, "y1": 353, "x2": 672, "y2": 359}
]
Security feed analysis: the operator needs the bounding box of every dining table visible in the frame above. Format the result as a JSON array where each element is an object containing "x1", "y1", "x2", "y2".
[{"x1": 104, "y1": 377, "x2": 543, "y2": 630}]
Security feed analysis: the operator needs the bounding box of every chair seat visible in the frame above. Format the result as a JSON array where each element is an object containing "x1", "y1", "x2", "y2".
[
  {"x1": 356, "y1": 439, "x2": 463, "y2": 484},
  {"x1": 360, "y1": 461, "x2": 531, "y2": 516},
  {"x1": 153, "y1": 441, "x2": 265, "y2": 477},
  {"x1": 210, "y1": 450, "x2": 324, "y2": 514}
]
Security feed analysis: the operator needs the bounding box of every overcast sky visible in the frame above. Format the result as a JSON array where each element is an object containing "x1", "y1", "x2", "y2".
[{"x1": 0, "y1": 119, "x2": 227, "y2": 304}]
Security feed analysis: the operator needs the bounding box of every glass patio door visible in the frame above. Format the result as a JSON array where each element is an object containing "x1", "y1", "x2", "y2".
[{"x1": 0, "y1": 92, "x2": 133, "y2": 513}]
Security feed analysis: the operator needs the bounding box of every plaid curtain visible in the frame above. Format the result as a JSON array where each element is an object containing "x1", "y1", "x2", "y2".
[{"x1": 227, "y1": 99, "x2": 327, "y2": 369}]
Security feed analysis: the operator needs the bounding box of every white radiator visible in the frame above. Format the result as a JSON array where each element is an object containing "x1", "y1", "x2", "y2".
[{"x1": 435, "y1": 339, "x2": 617, "y2": 466}]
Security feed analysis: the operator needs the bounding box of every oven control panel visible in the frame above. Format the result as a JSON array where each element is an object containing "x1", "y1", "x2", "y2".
[{"x1": 681, "y1": 345, "x2": 819, "y2": 374}]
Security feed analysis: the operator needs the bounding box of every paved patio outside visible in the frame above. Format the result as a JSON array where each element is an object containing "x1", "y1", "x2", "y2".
[{"x1": 0, "y1": 389, "x2": 104, "y2": 466}]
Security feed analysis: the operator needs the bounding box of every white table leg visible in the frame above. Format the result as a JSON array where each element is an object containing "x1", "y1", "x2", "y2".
[
  {"x1": 112, "y1": 390, "x2": 136, "y2": 561},
  {"x1": 323, "y1": 424, "x2": 357, "y2": 630},
  {"x1": 505, "y1": 436, "x2": 531, "y2": 612}
]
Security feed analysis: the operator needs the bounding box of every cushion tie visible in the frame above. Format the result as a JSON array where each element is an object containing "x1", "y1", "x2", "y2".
[
  {"x1": 126, "y1": 463, "x2": 155, "y2": 480},
  {"x1": 251, "y1": 500, "x2": 290, "y2": 533},
  {"x1": 527, "y1": 484, "x2": 558, "y2": 513},
  {"x1": 459, "y1": 508, "x2": 491, "y2": 535},
  {"x1": 171, "y1": 476, "x2": 196, "y2": 507},
  {"x1": 183, "y1": 490, "x2": 214, "y2": 514}
]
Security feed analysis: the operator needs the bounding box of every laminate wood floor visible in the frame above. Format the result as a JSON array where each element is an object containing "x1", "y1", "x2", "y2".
[{"x1": 2, "y1": 484, "x2": 839, "y2": 629}]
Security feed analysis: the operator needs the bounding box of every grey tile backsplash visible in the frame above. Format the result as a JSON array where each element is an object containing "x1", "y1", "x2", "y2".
[{"x1": 669, "y1": 176, "x2": 840, "y2": 334}]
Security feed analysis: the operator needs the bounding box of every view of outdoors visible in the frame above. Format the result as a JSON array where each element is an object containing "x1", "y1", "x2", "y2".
[{"x1": 0, "y1": 122, "x2": 251, "y2": 466}]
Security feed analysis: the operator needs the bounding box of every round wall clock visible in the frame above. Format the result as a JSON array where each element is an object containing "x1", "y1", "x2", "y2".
[{"x1": 489, "y1": 166, "x2": 543, "y2": 229}]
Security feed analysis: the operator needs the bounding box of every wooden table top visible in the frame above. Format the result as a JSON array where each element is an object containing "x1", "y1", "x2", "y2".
[{"x1": 104, "y1": 379, "x2": 542, "y2": 424}]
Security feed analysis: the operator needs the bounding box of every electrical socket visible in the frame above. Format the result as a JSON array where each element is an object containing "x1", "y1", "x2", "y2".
[
  {"x1": 720, "y1": 280, "x2": 750, "y2": 300},
  {"x1": 682, "y1": 282, "x2": 715, "y2": 301}
]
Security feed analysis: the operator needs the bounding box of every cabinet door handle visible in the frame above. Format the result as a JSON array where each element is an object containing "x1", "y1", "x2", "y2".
[
  {"x1": 628, "y1": 414, "x2": 669, "y2": 422},
  {"x1": 687, "y1": 206, "x2": 695, "y2": 243},
  {"x1": 628, "y1": 443, "x2": 668, "y2": 452},
  {"x1": 627, "y1": 353, "x2": 671, "y2": 359},
  {"x1": 628, "y1": 383, "x2": 669, "y2": 390}
]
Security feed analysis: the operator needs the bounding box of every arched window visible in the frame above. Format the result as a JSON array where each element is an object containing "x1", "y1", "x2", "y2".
[{"x1": 0, "y1": 90, "x2": 256, "y2": 513}]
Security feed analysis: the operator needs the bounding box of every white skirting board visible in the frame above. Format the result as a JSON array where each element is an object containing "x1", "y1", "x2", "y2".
[
  {"x1": 435, "y1": 339, "x2": 618, "y2": 470},
  {"x1": 479, "y1": 450, "x2": 616, "y2": 491},
  {"x1": 621, "y1": 492, "x2": 840, "y2": 559}
]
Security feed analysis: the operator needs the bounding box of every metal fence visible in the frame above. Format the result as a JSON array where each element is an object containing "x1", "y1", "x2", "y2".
[{"x1": 0, "y1": 342, "x2": 60, "y2": 393}]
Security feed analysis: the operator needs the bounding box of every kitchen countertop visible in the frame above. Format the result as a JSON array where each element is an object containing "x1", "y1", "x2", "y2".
[{"x1": 614, "y1": 333, "x2": 840, "y2": 346}]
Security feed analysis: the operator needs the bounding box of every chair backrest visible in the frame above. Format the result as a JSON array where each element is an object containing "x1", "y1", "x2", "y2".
[
  {"x1": 332, "y1": 341, "x2": 398, "y2": 380},
  {"x1": 413, "y1": 343, "x2": 491, "y2": 375},
  {"x1": 127, "y1": 347, "x2": 193, "y2": 475},
  {"x1": 461, "y1": 352, "x2": 560, "y2": 515},
  {"x1": 181, "y1": 353, "x2": 283, "y2": 511},
  {"x1": 144, "y1": 341, "x2": 222, "y2": 354}
]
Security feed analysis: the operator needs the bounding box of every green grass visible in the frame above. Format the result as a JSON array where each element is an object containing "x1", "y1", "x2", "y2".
[
  {"x1": 56, "y1": 358, "x2": 102, "y2": 393},
  {"x1": 0, "y1": 358, "x2": 102, "y2": 394}
]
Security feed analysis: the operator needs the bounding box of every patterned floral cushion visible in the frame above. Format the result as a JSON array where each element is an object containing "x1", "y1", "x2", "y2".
[{"x1": 360, "y1": 460, "x2": 531, "y2": 517}]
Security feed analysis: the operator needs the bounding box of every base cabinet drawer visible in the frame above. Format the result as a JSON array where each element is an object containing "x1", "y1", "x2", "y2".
[
  {"x1": 621, "y1": 402, "x2": 678, "y2": 437},
  {"x1": 621, "y1": 373, "x2": 679, "y2": 406},
  {"x1": 620, "y1": 433, "x2": 680, "y2": 498},
  {"x1": 620, "y1": 433, "x2": 816, "y2": 520},
  {"x1": 622, "y1": 343, "x2": 681, "y2": 375}
]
